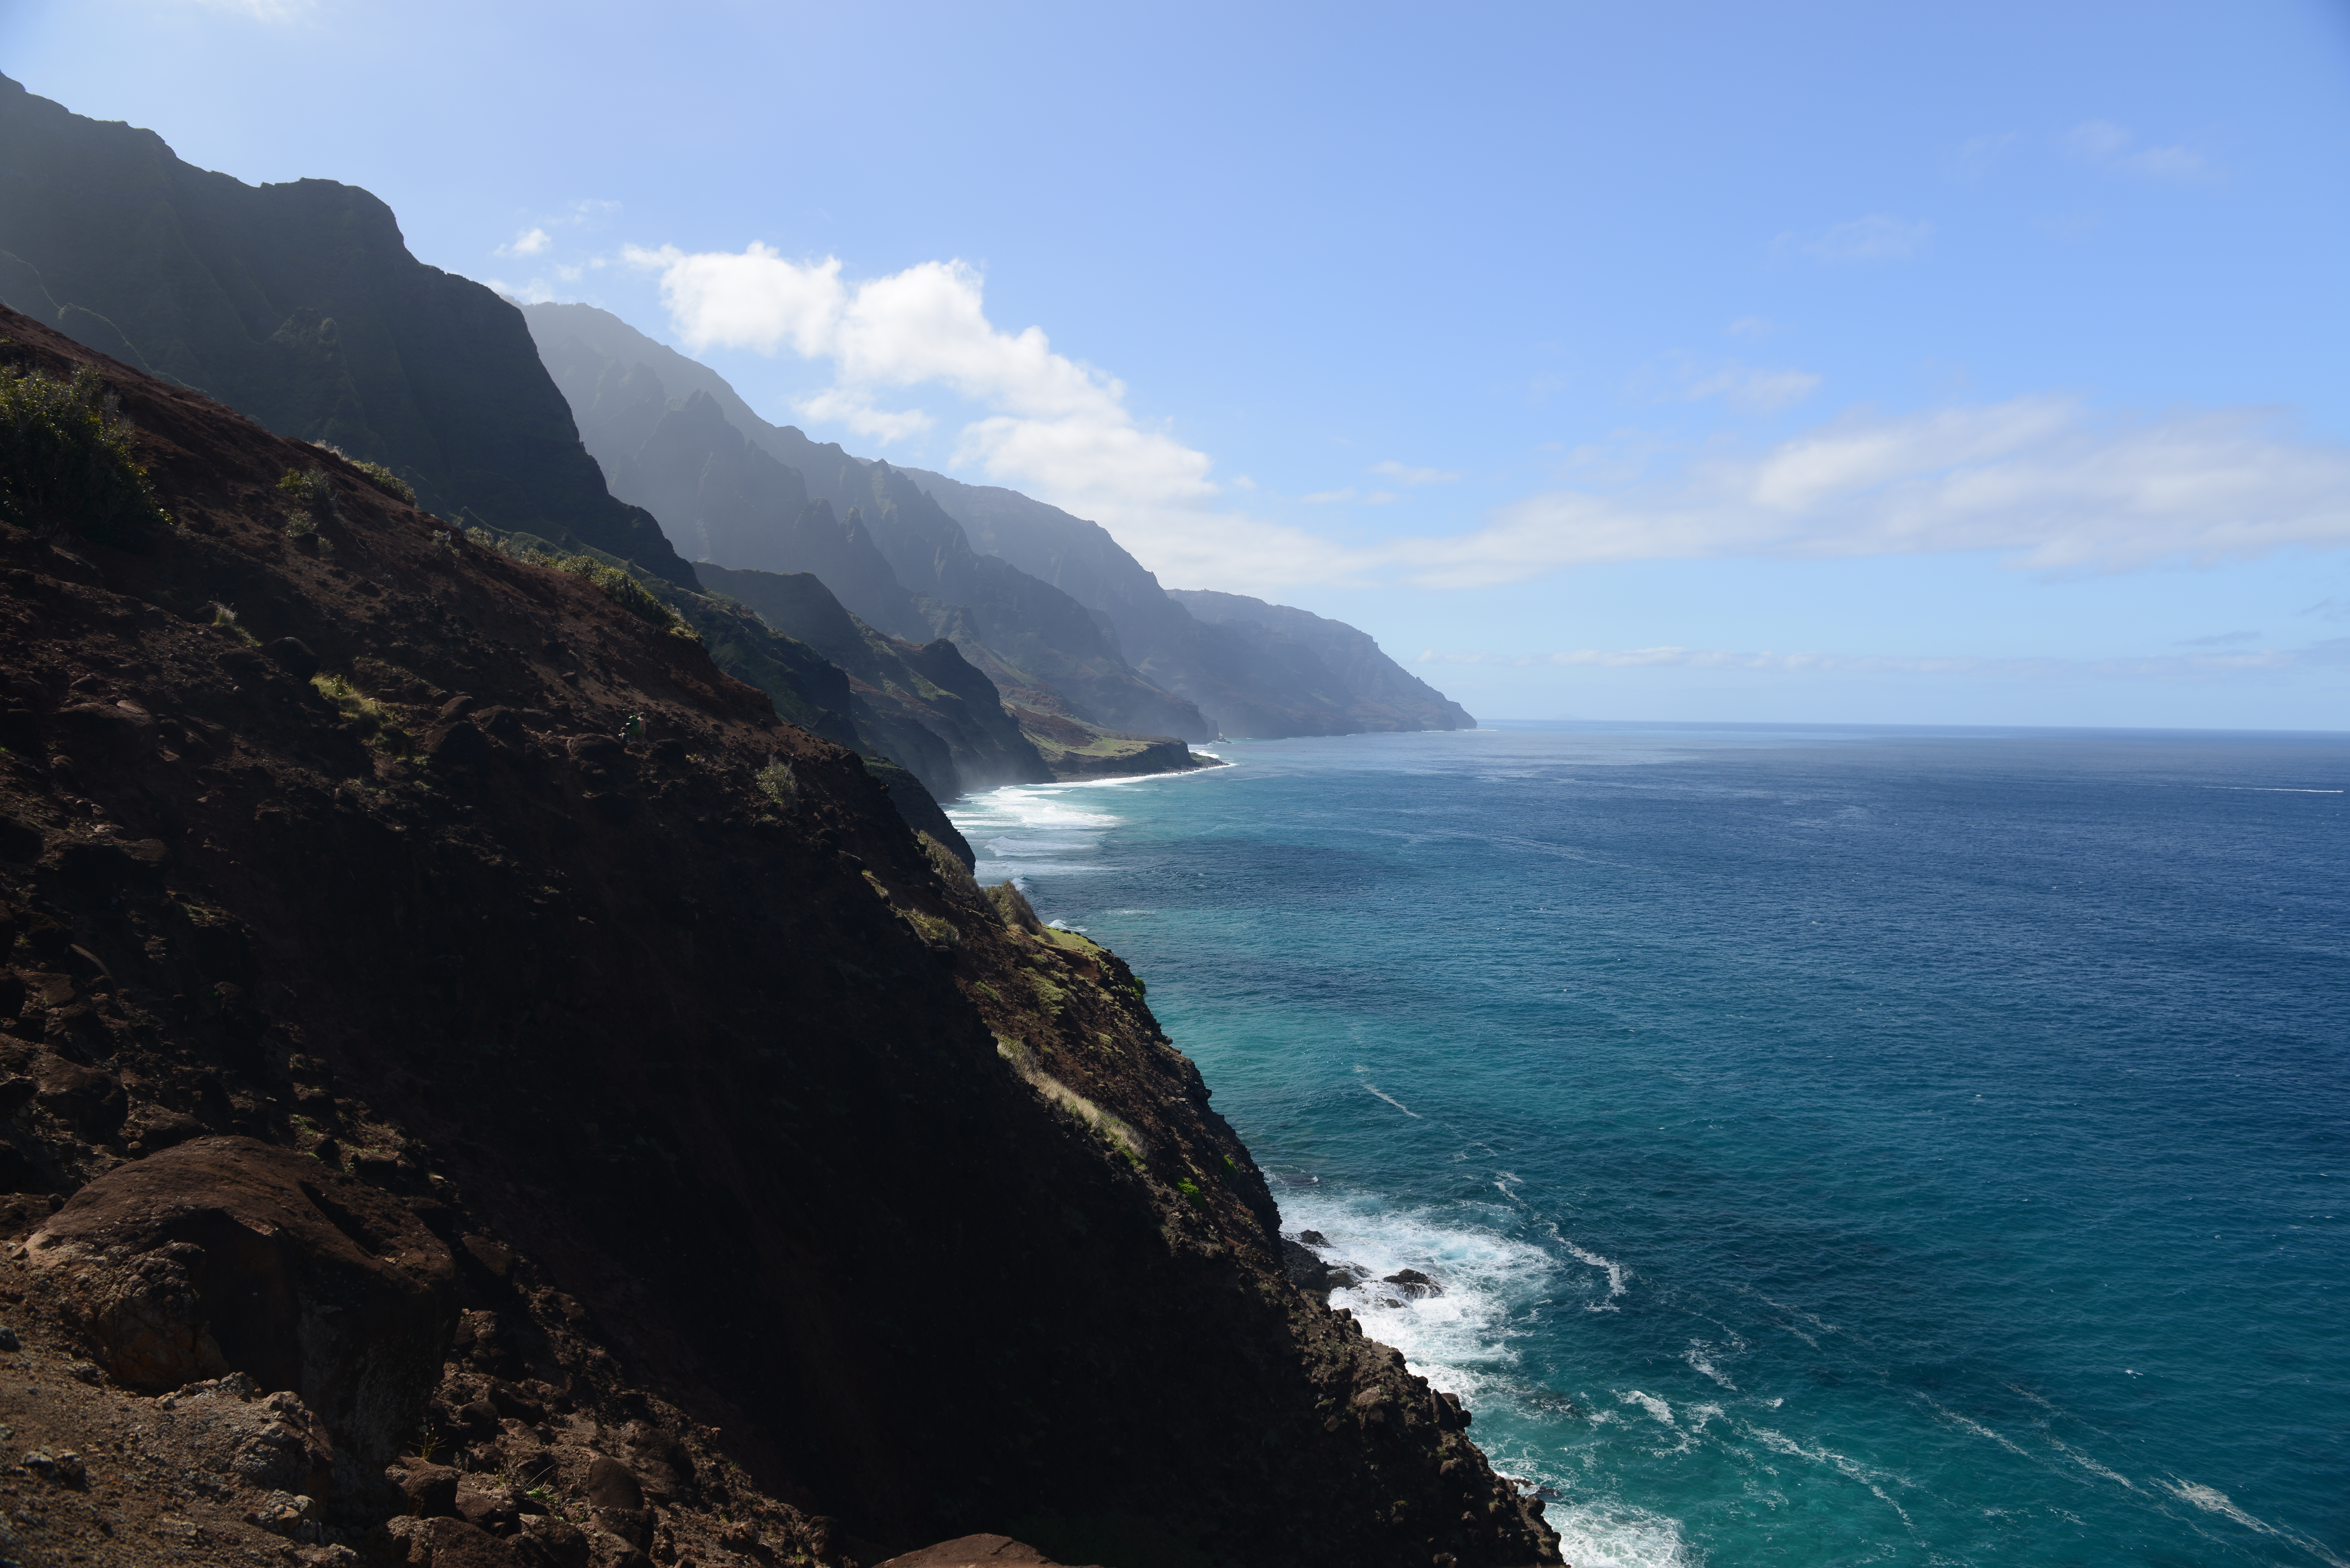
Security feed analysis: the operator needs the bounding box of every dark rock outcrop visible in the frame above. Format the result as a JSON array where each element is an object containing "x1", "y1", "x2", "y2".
[{"x1": 26, "y1": 1136, "x2": 454, "y2": 1497}]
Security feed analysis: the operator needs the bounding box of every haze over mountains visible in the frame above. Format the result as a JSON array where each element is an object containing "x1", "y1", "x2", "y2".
[
  {"x1": 0, "y1": 70, "x2": 1471, "y2": 822},
  {"x1": 524, "y1": 303, "x2": 1474, "y2": 743}
]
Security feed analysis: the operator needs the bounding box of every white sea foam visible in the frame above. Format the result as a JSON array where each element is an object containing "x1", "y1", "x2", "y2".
[
  {"x1": 1539, "y1": 1498, "x2": 1699, "y2": 1568},
  {"x1": 1618, "y1": 1389, "x2": 1674, "y2": 1426},
  {"x1": 1541, "y1": 1220, "x2": 1629, "y2": 1307},
  {"x1": 1914, "y1": 1394, "x2": 2043, "y2": 1466},
  {"x1": 1360, "y1": 1082, "x2": 1422, "y2": 1119},
  {"x1": 1278, "y1": 1191, "x2": 1558, "y2": 1407},
  {"x1": 2047, "y1": 1436, "x2": 2136, "y2": 1491},
  {"x1": 1682, "y1": 1339, "x2": 1738, "y2": 1390},
  {"x1": 2163, "y1": 1480, "x2": 2350, "y2": 1567},
  {"x1": 2215, "y1": 786, "x2": 2345, "y2": 793},
  {"x1": 1741, "y1": 1424, "x2": 1907, "y2": 1490}
]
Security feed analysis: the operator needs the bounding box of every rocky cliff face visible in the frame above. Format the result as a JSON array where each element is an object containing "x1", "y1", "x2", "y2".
[{"x1": 0, "y1": 310, "x2": 1558, "y2": 1566}]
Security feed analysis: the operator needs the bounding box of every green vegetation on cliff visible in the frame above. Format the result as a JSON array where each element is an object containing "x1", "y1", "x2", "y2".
[{"x1": 0, "y1": 363, "x2": 171, "y2": 545}]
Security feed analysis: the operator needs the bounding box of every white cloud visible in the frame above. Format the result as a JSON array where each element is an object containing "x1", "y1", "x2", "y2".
[
  {"x1": 1416, "y1": 639, "x2": 2347, "y2": 680},
  {"x1": 1955, "y1": 132, "x2": 2018, "y2": 181},
  {"x1": 2066, "y1": 120, "x2": 2132, "y2": 162},
  {"x1": 1383, "y1": 399, "x2": 2350, "y2": 589},
  {"x1": 486, "y1": 278, "x2": 558, "y2": 306},
  {"x1": 623, "y1": 244, "x2": 2349, "y2": 600},
  {"x1": 2129, "y1": 145, "x2": 2210, "y2": 180},
  {"x1": 1684, "y1": 363, "x2": 1821, "y2": 413},
  {"x1": 625, "y1": 241, "x2": 1356, "y2": 588},
  {"x1": 2067, "y1": 121, "x2": 2210, "y2": 181},
  {"x1": 1778, "y1": 215, "x2": 1932, "y2": 263},
  {"x1": 1370, "y1": 460, "x2": 1460, "y2": 486},
  {"x1": 497, "y1": 227, "x2": 552, "y2": 258},
  {"x1": 178, "y1": 0, "x2": 313, "y2": 18},
  {"x1": 1726, "y1": 316, "x2": 1780, "y2": 339}
]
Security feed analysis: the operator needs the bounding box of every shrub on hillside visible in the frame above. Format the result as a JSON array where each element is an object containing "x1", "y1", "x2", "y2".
[
  {"x1": 302, "y1": 442, "x2": 417, "y2": 507},
  {"x1": 756, "y1": 758, "x2": 798, "y2": 808},
  {"x1": 0, "y1": 365, "x2": 171, "y2": 543},
  {"x1": 919, "y1": 831, "x2": 979, "y2": 898},
  {"x1": 558, "y1": 554, "x2": 700, "y2": 640},
  {"x1": 351, "y1": 460, "x2": 414, "y2": 505}
]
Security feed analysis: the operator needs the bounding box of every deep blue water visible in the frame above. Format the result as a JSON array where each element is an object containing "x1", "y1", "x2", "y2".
[{"x1": 949, "y1": 723, "x2": 2349, "y2": 1568}]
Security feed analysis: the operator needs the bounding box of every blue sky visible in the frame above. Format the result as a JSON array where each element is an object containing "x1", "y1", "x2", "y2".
[{"x1": 9, "y1": 0, "x2": 2349, "y2": 727}]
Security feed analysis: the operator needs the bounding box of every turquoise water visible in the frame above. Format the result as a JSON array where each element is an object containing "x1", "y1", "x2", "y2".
[{"x1": 948, "y1": 723, "x2": 2349, "y2": 1568}]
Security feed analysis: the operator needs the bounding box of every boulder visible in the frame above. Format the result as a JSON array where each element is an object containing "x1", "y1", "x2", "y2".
[
  {"x1": 32, "y1": 1052, "x2": 125, "y2": 1137},
  {"x1": 876, "y1": 1536, "x2": 1094, "y2": 1567},
  {"x1": 154, "y1": 1376, "x2": 335, "y2": 1498},
  {"x1": 48, "y1": 701, "x2": 153, "y2": 768},
  {"x1": 265, "y1": 638, "x2": 322, "y2": 681},
  {"x1": 392, "y1": 1515, "x2": 515, "y2": 1566},
  {"x1": 389, "y1": 1460, "x2": 460, "y2": 1517},
  {"x1": 1383, "y1": 1268, "x2": 1443, "y2": 1299},
  {"x1": 584, "y1": 1453, "x2": 650, "y2": 1547},
  {"x1": 422, "y1": 719, "x2": 492, "y2": 768},
  {"x1": 454, "y1": 1480, "x2": 521, "y2": 1535},
  {"x1": 25, "y1": 1136, "x2": 455, "y2": 1500}
]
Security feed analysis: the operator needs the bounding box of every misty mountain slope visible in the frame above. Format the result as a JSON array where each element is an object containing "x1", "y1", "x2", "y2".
[
  {"x1": 699, "y1": 564, "x2": 1053, "y2": 795},
  {"x1": 838, "y1": 463, "x2": 1211, "y2": 740},
  {"x1": 0, "y1": 75, "x2": 694, "y2": 587},
  {"x1": 528, "y1": 305, "x2": 1197, "y2": 779},
  {"x1": 526, "y1": 303, "x2": 1211, "y2": 741},
  {"x1": 1171, "y1": 590, "x2": 1477, "y2": 730},
  {"x1": 910, "y1": 473, "x2": 1475, "y2": 735},
  {"x1": 517, "y1": 298, "x2": 1471, "y2": 738}
]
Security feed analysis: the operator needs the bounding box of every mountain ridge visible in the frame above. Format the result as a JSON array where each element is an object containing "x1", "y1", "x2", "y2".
[{"x1": 0, "y1": 73, "x2": 695, "y2": 587}]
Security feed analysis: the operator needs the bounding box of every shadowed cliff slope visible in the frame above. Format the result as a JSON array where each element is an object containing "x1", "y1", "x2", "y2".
[
  {"x1": 0, "y1": 309, "x2": 1558, "y2": 1567},
  {"x1": 0, "y1": 74, "x2": 694, "y2": 587},
  {"x1": 527, "y1": 309, "x2": 1208, "y2": 741},
  {"x1": 699, "y1": 563, "x2": 1053, "y2": 797}
]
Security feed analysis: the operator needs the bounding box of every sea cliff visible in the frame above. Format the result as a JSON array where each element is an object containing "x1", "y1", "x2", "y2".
[{"x1": 0, "y1": 309, "x2": 1557, "y2": 1566}]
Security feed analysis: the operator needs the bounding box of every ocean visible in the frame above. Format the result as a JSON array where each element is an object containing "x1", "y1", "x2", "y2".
[{"x1": 947, "y1": 722, "x2": 2348, "y2": 1568}]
